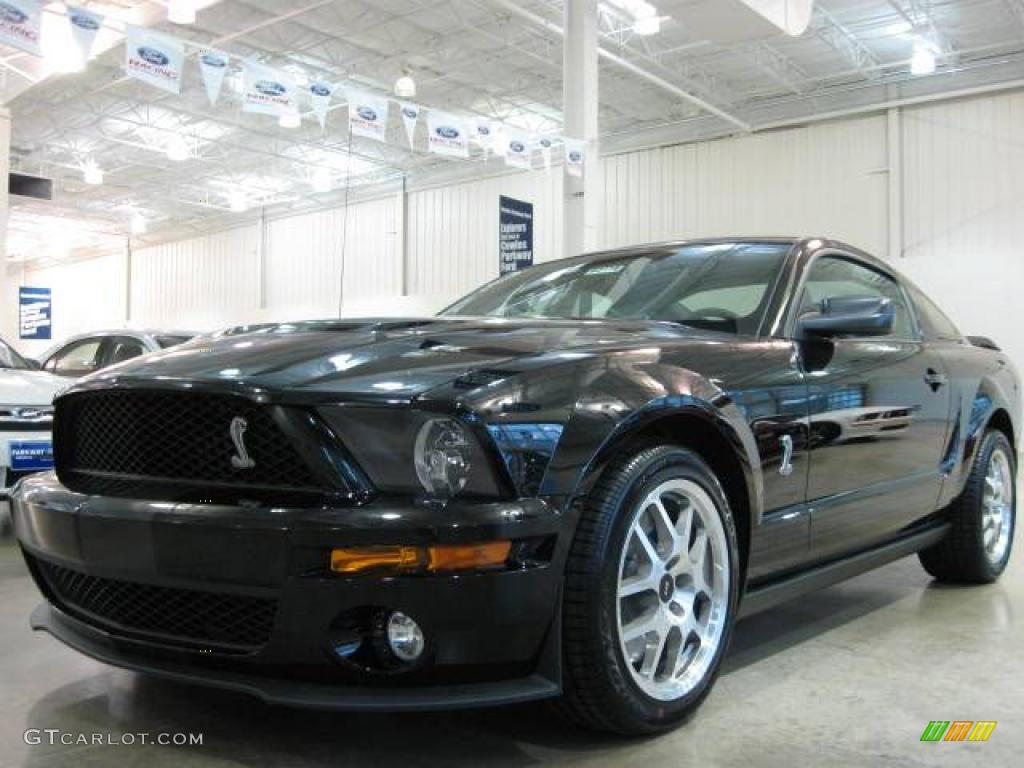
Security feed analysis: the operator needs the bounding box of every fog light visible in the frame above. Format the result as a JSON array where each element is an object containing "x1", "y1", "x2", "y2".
[{"x1": 386, "y1": 612, "x2": 425, "y2": 662}]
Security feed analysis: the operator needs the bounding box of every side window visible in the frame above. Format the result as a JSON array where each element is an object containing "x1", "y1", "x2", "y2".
[
  {"x1": 104, "y1": 337, "x2": 147, "y2": 366},
  {"x1": 52, "y1": 339, "x2": 103, "y2": 376},
  {"x1": 906, "y1": 283, "x2": 962, "y2": 341},
  {"x1": 797, "y1": 257, "x2": 915, "y2": 339}
]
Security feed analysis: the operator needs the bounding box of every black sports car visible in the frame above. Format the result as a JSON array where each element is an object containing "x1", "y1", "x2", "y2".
[{"x1": 12, "y1": 238, "x2": 1019, "y2": 735}]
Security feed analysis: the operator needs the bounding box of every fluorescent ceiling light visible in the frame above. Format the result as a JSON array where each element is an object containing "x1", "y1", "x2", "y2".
[
  {"x1": 312, "y1": 167, "x2": 332, "y2": 193},
  {"x1": 82, "y1": 160, "x2": 103, "y2": 185},
  {"x1": 279, "y1": 111, "x2": 302, "y2": 128},
  {"x1": 394, "y1": 75, "x2": 416, "y2": 99},
  {"x1": 911, "y1": 44, "x2": 937, "y2": 75},
  {"x1": 166, "y1": 135, "x2": 189, "y2": 161},
  {"x1": 168, "y1": 1, "x2": 197, "y2": 24},
  {"x1": 633, "y1": 16, "x2": 661, "y2": 35},
  {"x1": 229, "y1": 191, "x2": 248, "y2": 212},
  {"x1": 130, "y1": 213, "x2": 147, "y2": 234}
]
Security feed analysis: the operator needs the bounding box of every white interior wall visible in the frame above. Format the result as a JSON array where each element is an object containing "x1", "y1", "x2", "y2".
[{"x1": 10, "y1": 89, "x2": 1024, "y2": 367}]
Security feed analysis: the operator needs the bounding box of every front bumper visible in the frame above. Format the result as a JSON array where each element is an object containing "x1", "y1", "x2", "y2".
[{"x1": 13, "y1": 472, "x2": 568, "y2": 710}]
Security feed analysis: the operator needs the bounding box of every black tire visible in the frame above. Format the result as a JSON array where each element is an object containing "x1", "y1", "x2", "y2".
[
  {"x1": 919, "y1": 429, "x2": 1016, "y2": 583},
  {"x1": 556, "y1": 444, "x2": 740, "y2": 735}
]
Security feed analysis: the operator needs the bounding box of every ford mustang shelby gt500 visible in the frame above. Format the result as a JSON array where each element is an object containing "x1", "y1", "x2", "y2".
[{"x1": 12, "y1": 238, "x2": 1019, "y2": 734}]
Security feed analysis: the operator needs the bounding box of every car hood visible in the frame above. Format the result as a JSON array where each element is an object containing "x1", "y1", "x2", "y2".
[
  {"x1": 82, "y1": 317, "x2": 718, "y2": 398},
  {"x1": 0, "y1": 368, "x2": 65, "y2": 406}
]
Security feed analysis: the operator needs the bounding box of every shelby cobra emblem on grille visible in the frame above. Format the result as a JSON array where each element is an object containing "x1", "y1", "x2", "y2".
[{"x1": 229, "y1": 416, "x2": 256, "y2": 470}]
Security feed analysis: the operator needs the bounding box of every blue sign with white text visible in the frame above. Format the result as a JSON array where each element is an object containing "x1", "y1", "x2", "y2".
[
  {"x1": 10, "y1": 441, "x2": 54, "y2": 471},
  {"x1": 19, "y1": 286, "x2": 51, "y2": 340}
]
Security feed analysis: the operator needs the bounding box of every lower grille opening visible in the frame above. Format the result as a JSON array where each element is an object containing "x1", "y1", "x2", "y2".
[{"x1": 32, "y1": 557, "x2": 277, "y2": 654}]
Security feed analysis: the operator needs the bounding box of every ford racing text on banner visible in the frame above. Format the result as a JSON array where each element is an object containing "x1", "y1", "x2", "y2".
[
  {"x1": 19, "y1": 286, "x2": 51, "y2": 341},
  {"x1": 125, "y1": 25, "x2": 185, "y2": 94},
  {"x1": 242, "y1": 60, "x2": 296, "y2": 117},
  {"x1": 347, "y1": 88, "x2": 389, "y2": 142},
  {"x1": 0, "y1": 0, "x2": 42, "y2": 56},
  {"x1": 499, "y1": 196, "x2": 534, "y2": 275},
  {"x1": 427, "y1": 111, "x2": 469, "y2": 158}
]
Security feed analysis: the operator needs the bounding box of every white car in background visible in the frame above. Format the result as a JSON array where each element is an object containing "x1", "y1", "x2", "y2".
[
  {"x1": 1, "y1": 337, "x2": 64, "y2": 520},
  {"x1": 38, "y1": 330, "x2": 195, "y2": 378}
]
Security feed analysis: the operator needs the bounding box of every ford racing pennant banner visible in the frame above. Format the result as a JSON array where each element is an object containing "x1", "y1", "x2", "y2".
[
  {"x1": 504, "y1": 131, "x2": 533, "y2": 170},
  {"x1": 0, "y1": 0, "x2": 43, "y2": 56},
  {"x1": 472, "y1": 116, "x2": 494, "y2": 155},
  {"x1": 564, "y1": 138, "x2": 585, "y2": 178},
  {"x1": 347, "y1": 88, "x2": 389, "y2": 142},
  {"x1": 309, "y1": 81, "x2": 333, "y2": 129},
  {"x1": 536, "y1": 136, "x2": 555, "y2": 170},
  {"x1": 399, "y1": 102, "x2": 420, "y2": 148},
  {"x1": 67, "y1": 6, "x2": 104, "y2": 61},
  {"x1": 198, "y1": 48, "x2": 230, "y2": 106},
  {"x1": 427, "y1": 111, "x2": 469, "y2": 158},
  {"x1": 125, "y1": 26, "x2": 185, "y2": 94},
  {"x1": 242, "y1": 60, "x2": 295, "y2": 116}
]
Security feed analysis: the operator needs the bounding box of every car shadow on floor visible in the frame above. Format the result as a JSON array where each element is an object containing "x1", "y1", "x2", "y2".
[{"x1": 18, "y1": 559, "x2": 942, "y2": 767}]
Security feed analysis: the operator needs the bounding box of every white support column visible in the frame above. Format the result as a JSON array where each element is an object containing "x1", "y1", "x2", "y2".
[
  {"x1": 0, "y1": 107, "x2": 16, "y2": 344},
  {"x1": 563, "y1": 0, "x2": 601, "y2": 258},
  {"x1": 887, "y1": 107, "x2": 904, "y2": 260}
]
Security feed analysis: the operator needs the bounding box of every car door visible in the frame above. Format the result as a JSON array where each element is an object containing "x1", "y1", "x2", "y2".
[
  {"x1": 793, "y1": 252, "x2": 951, "y2": 561},
  {"x1": 44, "y1": 338, "x2": 105, "y2": 378}
]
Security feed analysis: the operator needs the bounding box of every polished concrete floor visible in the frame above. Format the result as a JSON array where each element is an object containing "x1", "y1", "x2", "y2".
[{"x1": 0, "y1": 512, "x2": 1020, "y2": 768}]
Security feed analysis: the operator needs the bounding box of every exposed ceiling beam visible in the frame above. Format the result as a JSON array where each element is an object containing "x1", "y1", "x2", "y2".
[
  {"x1": 485, "y1": 0, "x2": 751, "y2": 131},
  {"x1": 810, "y1": 5, "x2": 881, "y2": 78}
]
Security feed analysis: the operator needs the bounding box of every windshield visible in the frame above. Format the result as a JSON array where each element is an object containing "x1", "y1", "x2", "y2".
[
  {"x1": 442, "y1": 241, "x2": 792, "y2": 335},
  {"x1": 0, "y1": 337, "x2": 33, "y2": 370}
]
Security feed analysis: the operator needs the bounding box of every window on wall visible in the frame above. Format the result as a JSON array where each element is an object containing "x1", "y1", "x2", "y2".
[{"x1": 797, "y1": 256, "x2": 915, "y2": 339}]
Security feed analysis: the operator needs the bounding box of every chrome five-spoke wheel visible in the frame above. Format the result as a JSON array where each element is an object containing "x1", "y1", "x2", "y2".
[
  {"x1": 616, "y1": 478, "x2": 730, "y2": 701},
  {"x1": 983, "y1": 447, "x2": 1014, "y2": 565}
]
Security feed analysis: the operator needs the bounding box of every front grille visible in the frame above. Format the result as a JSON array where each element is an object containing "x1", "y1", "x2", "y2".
[
  {"x1": 33, "y1": 558, "x2": 277, "y2": 653},
  {"x1": 55, "y1": 390, "x2": 365, "y2": 504}
]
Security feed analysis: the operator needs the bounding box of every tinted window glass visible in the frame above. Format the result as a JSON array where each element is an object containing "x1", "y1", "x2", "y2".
[
  {"x1": 798, "y1": 257, "x2": 915, "y2": 339},
  {"x1": 906, "y1": 283, "x2": 961, "y2": 341},
  {"x1": 106, "y1": 338, "x2": 146, "y2": 365},
  {"x1": 443, "y1": 242, "x2": 792, "y2": 335},
  {"x1": 52, "y1": 340, "x2": 103, "y2": 376},
  {"x1": 0, "y1": 338, "x2": 31, "y2": 370}
]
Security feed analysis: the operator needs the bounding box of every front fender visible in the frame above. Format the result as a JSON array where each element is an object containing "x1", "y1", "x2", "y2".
[{"x1": 537, "y1": 351, "x2": 764, "y2": 524}]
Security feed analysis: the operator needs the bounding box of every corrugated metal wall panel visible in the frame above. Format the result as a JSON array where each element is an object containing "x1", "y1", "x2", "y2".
[
  {"x1": 598, "y1": 115, "x2": 889, "y2": 255},
  {"x1": 900, "y1": 90, "x2": 1024, "y2": 369},
  {"x1": 406, "y1": 168, "x2": 562, "y2": 309},
  {"x1": 264, "y1": 196, "x2": 401, "y2": 319},
  {"x1": 130, "y1": 224, "x2": 260, "y2": 330}
]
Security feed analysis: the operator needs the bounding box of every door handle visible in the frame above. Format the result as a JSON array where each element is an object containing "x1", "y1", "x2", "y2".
[{"x1": 924, "y1": 369, "x2": 947, "y2": 391}]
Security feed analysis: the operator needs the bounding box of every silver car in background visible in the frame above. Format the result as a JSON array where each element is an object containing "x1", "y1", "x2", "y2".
[{"x1": 38, "y1": 330, "x2": 195, "y2": 378}]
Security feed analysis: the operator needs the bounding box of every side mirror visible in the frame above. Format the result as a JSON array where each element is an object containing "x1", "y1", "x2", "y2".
[{"x1": 798, "y1": 296, "x2": 895, "y2": 339}]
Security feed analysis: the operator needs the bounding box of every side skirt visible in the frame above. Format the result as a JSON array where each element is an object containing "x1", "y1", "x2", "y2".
[{"x1": 739, "y1": 523, "x2": 950, "y2": 618}]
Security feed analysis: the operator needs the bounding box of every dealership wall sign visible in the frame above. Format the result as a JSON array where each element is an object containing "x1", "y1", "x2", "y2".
[
  {"x1": 18, "y1": 286, "x2": 51, "y2": 341},
  {"x1": 0, "y1": 0, "x2": 42, "y2": 56},
  {"x1": 499, "y1": 196, "x2": 534, "y2": 275},
  {"x1": 125, "y1": 26, "x2": 185, "y2": 94}
]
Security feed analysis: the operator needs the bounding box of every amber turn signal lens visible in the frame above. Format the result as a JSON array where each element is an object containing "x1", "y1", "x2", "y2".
[
  {"x1": 330, "y1": 546, "x2": 422, "y2": 574},
  {"x1": 329, "y1": 541, "x2": 511, "y2": 575},
  {"x1": 427, "y1": 541, "x2": 512, "y2": 572}
]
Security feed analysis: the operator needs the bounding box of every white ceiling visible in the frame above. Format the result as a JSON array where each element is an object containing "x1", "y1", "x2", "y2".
[{"x1": 5, "y1": 0, "x2": 1024, "y2": 262}]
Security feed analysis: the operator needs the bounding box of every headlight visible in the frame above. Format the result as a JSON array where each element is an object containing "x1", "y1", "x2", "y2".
[{"x1": 414, "y1": 418, "x2": 472, "y2": 499}]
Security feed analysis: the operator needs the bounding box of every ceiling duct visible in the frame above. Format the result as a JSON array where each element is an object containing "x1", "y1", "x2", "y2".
[{"x1": 676, "y1": 0, "x2": 814, "y2": 43}]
